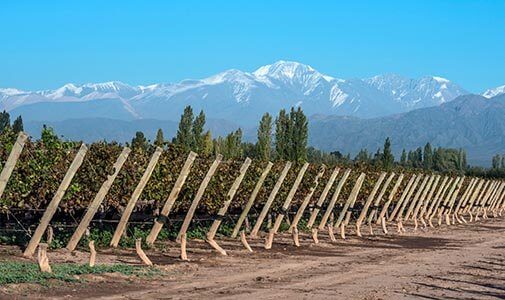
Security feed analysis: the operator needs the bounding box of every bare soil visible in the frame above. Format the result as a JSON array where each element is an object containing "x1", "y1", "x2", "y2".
[{"x1": 2, "y1": 218, "x2": 505, "y2": 299}]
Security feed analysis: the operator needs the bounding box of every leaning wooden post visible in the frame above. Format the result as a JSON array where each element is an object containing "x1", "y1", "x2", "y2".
[
  {"x1": 417, "y1": 175, "x2": 441, "y2": 224},
  {"x1": 377, "y1": 174, "x2": 404, "y2": 226},
  {"x1": 395, "y1": 175, "x2": 423, "y2": 222},
  {"x1": 453, "y1": 178, "x2": 476, "y2": 218},
  {"x1": 110, "y1": 147, "x2": 163, "y2": 247},
  {"x1": 206, "y1": 158, "x2": 252, "y2": 255},
  {"x1": 427, "y1": 177, "x2": 454, "y2": 225},
  {"x1": 37, "y1": 243, "x2": 52, "y2": 273},
  {"x1": 290, "y1": 165, "x2": 326, "y2": 231},
  {"x1": 176, "y1": 154, "x2": 223, "y2": 242},
  {"x1": 88, "y1": 240, "x2": 96, "y2": 267},
  {"x1": 406, "y1": 175, "x2": 434, "y2": 221},
  {"x1": 336, "y1": 173, "x2": 366, "y2": 237},
  {"x1": 250, "y1": 162, "x2": 292, "y2": 238},
  {"x1": 135, "y1": 238, "x2": 153, "y2": 266},
  {"x1": 405, "y1": 175, "x2": 437, "y2": 222},
  {"x1": 146, "y1": 151, "x2": 197, "y2": 245},
  {"x1": 265, "y1": 162, "x2": 309, "y2": 249},
  {"x1": 355, "y1": 172, "x2": 387, "y2": 237},
  {"x1": 425, "y1": 176, "x2": 449, "y2": 219},
  {"x1": 466, "y1": 180, "x2": 488, "y2": 221},
  {"x1": 388, "y1": 175, "x2": 417, "y2": 222},
  {"x1": 444, "y1": 179, "x2": 464, "y2": 225},
  {"x1": 0, "y1": 131, "x2": 28, "y2": 199},
  {"x1": 477, "y1": 182, "x2": 499, "y2": 219},
  {"x1": 306, "y1": 167, "x2": 340, "y2": 229},
  {"x1": 320, "y1": 169, "x2": 352, "y2": 230},
  {"x1": 367, "y1": 172, "x2": 395, "y2": 225},
  {"x1": 472, "y1": 181, "x2": 495, "y2": 221},
  {"x1": 66, "y1": 147, "x2": 131, "y2": 252},
  {"x1": 435, "y1": 177, "x2": 461, "y2": 225},
  {"x1": 23, "y1": 144, "x2": 88, "y2": 257},
  {"x1": 231, "y1": 162, "x2": 273, "y2": 238}
]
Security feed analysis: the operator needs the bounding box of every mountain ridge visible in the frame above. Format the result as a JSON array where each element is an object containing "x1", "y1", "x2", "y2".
[{"x1": 3, "y1": 61, "x2": 497, "y2": 126}]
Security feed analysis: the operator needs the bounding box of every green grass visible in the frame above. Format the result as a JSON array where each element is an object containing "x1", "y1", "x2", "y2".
[{"x1": 0, "y1": 261, "x2": 163, "y2": 285}]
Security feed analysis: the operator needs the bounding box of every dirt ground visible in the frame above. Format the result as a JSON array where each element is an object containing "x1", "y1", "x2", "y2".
[{"x1": 2, "y1": 218, "x2": 505, "y2": 299}]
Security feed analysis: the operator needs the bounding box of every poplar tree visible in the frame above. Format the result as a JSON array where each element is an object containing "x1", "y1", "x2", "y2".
[
  {"x1": 173, "y1": 106, "x2": 194, "y2": 152},
  {"x1": 275, "y1": 109, "x2": 290, "y2": 160},
  {"x1": 154, "y1": 128, "x2": 165, "y2": 147},
  {"x1": 400, "y1": 149, "x2": 407, "y2": 165},
  {"x1": 202, "y1": 131, "x2": 213, "y2": 156},
  {"x1": 382, "y1": 137, "x2": 395, "y2": 169},
  {"x1": 192, "y1": 110, "x2": 206, "y2": 152},
  {"x1": 256, "y1": 112, "x2": 272, "y2": 161},
  {"x1": 423, "y1": 142, "x2": 433, "y2": 169},
  {"x1": 290, "y1": 107, "x2": 308, "y2": 162}
]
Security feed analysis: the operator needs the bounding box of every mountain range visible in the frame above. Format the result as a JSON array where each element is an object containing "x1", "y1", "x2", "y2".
[{"x1": 1, "y1": 61, "x2": 504, "y2": 166}]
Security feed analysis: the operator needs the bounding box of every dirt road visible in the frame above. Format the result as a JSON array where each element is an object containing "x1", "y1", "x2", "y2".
[{"x1": 3, "y1": 218, "x2": 505, "y2": 299}]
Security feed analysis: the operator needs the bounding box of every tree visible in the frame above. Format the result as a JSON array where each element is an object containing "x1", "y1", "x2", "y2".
[
  {"x1": 202, "y1": 130, "x2": 213, "y2": 156},
  {"x1": 290, "y1": 107, "x2": 308, "y2": 162},
  {"x1": 131, "y1": 131, "x2": 148, "y2": 151},
  {"x1": 154, "y1": 128, "x2": 165, "y2": 148},
  {"x1": 492, "y1": 154, "x2": 501, "y2": 169},
  {"x1": 0, "y1": 110, "x2": 10, "y2": 133},
  {"x1": 400, "y1": 149, "x2": 407, "y2": 165},
  {"x1": 40, "y1": 125, "x2": 60, "y2": 148},
  {"x1": 382, "y1": 137, "x2": 395, "y2": 169},
  {"x1": 355, "y1": 149, "x2": 371, "y2": 163},
  {"x1": 256, "y1": 113, "x2": 272, "y2": 161},
  {"x1": 173, "y1": 106, "x2": 194, "y2": 151},
  {"x1": 192, "y1": 110, "x2": 206, "y2": 152},
  {"x1": 12, "y1": 116, "x2": 23, "y2": 133},
  {"x1": 275, "y1": 109, "x2": 290, "y2": 160},
  {"x1": 423, "y1": 142, "x2": 433, "y2": 169}
]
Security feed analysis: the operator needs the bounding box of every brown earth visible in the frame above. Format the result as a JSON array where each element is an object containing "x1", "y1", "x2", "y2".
[{"x1": 2, "y1": 218, "x2": 505, "y2": 299}]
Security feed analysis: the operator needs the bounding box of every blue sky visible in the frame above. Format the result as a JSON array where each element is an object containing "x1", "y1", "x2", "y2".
[{"x1": 1, "y1": 0, "x2": 504, "y2": 92}]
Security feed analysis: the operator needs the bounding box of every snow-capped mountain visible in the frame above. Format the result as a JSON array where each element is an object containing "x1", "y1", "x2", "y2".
[
  {"x1": 483, "y1": 84, "x2": 505, "y2": 98},
  {"x1": 1, "y1": 61, "x2": 470, "y2": 126}
]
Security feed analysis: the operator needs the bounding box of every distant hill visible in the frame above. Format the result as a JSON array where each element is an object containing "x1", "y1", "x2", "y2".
[{"x1": 308, "y1": 94, "x2": 505, "y2": 166}]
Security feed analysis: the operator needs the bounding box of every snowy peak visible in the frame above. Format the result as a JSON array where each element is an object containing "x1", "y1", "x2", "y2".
[
  {"x1": 365, "y1": 74, "x2": 467, "y2": 109},
  {"x1": 483, "y1": 84, "x2": 505, "y2": 98}
]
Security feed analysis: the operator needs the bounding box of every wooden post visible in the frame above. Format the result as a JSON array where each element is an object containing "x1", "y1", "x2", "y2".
[
  {"x1": 388, "y1": 175, "x2": 417, "y2": 222},
  {"x1": 405, "y1": 175, "x2": 437, "y2": 222},
  {"x1": 0, "y1": 132, "x2": 28, "y2": 199},
  {"x1": 427, "y1": 177, "x2": 454, "y2": 224},
  {"x1": 88, "y1": 240, "x2": 96, "y2": 267},
  {"x1": 377, "y1": 174, "x2": 404, "y2": 225},
  {"x1": 206, "y1": 158, "x2": 251, "y2": 255},
  {"x1": 231, "y1": 162, "x2": 273, "y2": 238},
  {"x1": 355, "y1": 172, "x2": 387, "y2": 237},
  {"x1": 320, "y1": 169, "x2": 352, "y2": 230},
  {"x1": 404, "y1": 175, "x2": 430, "y2": 221},
  {"x1": 110, "y1": 147, "x2": 163, "y2": 247},
  {"x1": 265, "y1": 163, "x2": 309, "y2": 249},
  {"x1": 177, "y1": 154, "x2": 223, "y2": 242},
  {"x1": 66, "y1": 147, "x2": 131, "y2": 251},
  {"x1": 180, "y1": 233, "x2": 188, "y2": 261},
  {"x1": 250, "y1": 162, "x2": 292, "y2": 238},
  {"x1": 367, "y1": 172, "x2": 395, "y2": 225},
  {"x1": 146, "y1": 151, "x2": 197, "y2": 245},
  {"x1": 417, "y1": 175, "x2": 441, "y2": 221},
  {"x1": 23, "y1": 144, "x2": 88, "y2": 257},
  {"x1": 453, "y1": 178, "x2": 476, "y2": 218},
  {"x1": 290, "y1": 165, "x2": 326, "y2": 231},
  {"x1": 395, "y1": 175, "x2": 423, "y2": 222},
  {"x1": 467, "y1": 180, "x2": 488, "y2": 221},
  {"x1": 337, "y1": 173, "x2": 366, "y2": 236},
  {"x1": 306, "y1": 167, "x2": 340, "y2": 229},
  {"x1": 135, "y1": 238, "x2": 153, "y2": 266},
  {"x1": 37, "y1": 243, "x2": 52, "y2": 273},
  {"x1": 240, "y1": 230, "x2": 253, "y2": 252},
  {"x1": 425, "y1": 176, "x2": 450, "y2": 218}
]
